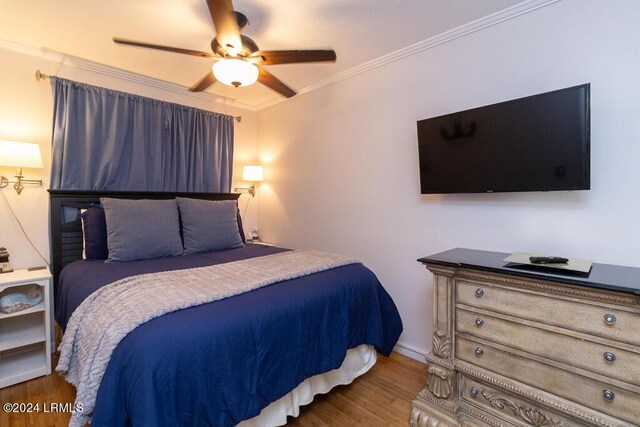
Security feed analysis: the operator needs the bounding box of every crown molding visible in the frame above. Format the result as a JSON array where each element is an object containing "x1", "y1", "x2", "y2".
[
  {"x1": 0, "y1": 38, "x2": 259, "y2": 112},
  {"x1": 1, "y1": 0, "x2": 560, "y2": 112},
  {"x1": 255, "y1": 0, "x2": 561, "y2": 111}
]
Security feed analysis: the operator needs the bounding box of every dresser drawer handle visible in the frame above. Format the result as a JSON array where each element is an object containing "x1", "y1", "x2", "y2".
[
  {"x1": 475, "y1": 288, "x2": 484, "y2": 298},
  {"x1": 475, "y1": 318, "x2": 484, "y2": 327},
  {"x1": 475, "y1": 347, "x2": 484, "y2": 357},
  {"x1": 470, "y1": 387, "x2": 479, "y2": 397},
  {"x1": 603, "y1": 352, "x2": 616, "y2": 363},
  {"x1": 603, "y1": 314, "x2": 616, "y2": 325},
  {"x1": 603, "y1": 389, "x2": 615, "y2": 401}
]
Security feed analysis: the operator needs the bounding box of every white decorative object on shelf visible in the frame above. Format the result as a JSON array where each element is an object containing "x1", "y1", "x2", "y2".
[
  {"x1": 0, "y1": 284, "x2": 42, "y2": 314},
  {"x1": 0, "y1": 268, "x2": 53, "y2": 388}
]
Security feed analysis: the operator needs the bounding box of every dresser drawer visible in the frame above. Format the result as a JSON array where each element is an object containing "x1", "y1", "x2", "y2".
[
  {"x1": 456, "y1": 280, "x2": 640, "y2": 347},
  {"x1": 456, "y1": 308, "x2": 640, "y2": 386},
  {"x1": 459, "y1": 374, "x2": 591, "y2": 427},
  {"x1": 457, "y1": 336, "x2": 640, "y2": 424}
]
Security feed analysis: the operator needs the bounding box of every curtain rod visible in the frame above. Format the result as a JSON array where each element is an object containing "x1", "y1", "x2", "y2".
[{"x1": 34, "y1": 70, "x2": 242, "y2": 123}]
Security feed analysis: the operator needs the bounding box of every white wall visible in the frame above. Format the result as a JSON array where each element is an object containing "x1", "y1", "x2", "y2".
[
  {"x1": 256, "y1": 0, "x2": 640, "y2": 359},
  {"x1": 0, "y1": 47, "x2": 258, "y2": 271}
]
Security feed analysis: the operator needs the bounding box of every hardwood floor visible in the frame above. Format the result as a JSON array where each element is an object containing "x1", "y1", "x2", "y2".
[
  {"x1": 0, "y1": 351, "x2": 426, "y2": 426},
  {"x1": 287, "y1": 352, "x2": 426, "y2": 426},
  {"x1": 0, "y1": 354, "x2": 76, "y2": 427}
]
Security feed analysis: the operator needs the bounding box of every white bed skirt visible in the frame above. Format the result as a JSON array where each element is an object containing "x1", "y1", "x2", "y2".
[{"x1": 238, "y1": 344, "x2": 377, "y2": 427}]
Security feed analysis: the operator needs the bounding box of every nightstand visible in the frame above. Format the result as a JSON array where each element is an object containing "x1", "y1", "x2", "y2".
[{"x1": 0, "y1": 269, "x2": 53, "y2": 388}]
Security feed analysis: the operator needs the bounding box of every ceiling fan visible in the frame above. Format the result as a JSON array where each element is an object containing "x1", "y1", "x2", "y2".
[{"x1": 113, "y1": 0, "x2": 337, "y2": 98}]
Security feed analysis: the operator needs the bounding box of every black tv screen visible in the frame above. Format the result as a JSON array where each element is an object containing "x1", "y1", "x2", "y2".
[{"x1": 417, "y1": 84, "x2": 590, "y2": 194}]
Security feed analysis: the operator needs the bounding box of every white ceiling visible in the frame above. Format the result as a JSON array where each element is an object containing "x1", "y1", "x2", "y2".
[{"x1": 0, "y1": 0, "x2": 523, "y2": 108}]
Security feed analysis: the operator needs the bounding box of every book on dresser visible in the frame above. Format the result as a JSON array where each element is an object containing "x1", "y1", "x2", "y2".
[{"x1": 411, "y1": 248, "x2": 640, "y2": 427}]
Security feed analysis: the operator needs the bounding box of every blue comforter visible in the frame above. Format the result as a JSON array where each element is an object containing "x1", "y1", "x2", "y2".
[{"x1": 56, "y1": 245, "x2": 403, "y2": 426}]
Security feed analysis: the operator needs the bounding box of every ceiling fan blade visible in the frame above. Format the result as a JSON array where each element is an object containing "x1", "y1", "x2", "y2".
[
  {"x1": 257, "y1": 66, "x2": 296, "y2": 98},
  {"x1": 206, "y1": 0, "x2": 242, "y2": 54},
  {"x1": 188, "y1": 70, "x2": 217, "y2": 92},
  {"x1": 255, "y1": 50, "x2": 337, "y2": 65},
  {"x1": 113, "y1": 37, "x2": 217, "y2": 58}
]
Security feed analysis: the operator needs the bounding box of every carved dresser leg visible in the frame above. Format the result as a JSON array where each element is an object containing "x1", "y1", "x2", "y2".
[{"x1": 410, "y1": 404, "x2": 460, "y2": 427}]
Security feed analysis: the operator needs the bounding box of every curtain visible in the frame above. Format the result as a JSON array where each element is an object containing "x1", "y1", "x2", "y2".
[{"x1": 50, "y1": 77, "x2": 234, "y2": 192}]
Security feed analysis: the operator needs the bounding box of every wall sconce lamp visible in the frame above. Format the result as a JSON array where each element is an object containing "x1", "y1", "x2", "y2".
[
  {"x1": 0, "y1": 140, "x2": 43, "y2": 195},
  {"x1": 235, "y1": 165, "x2": 264, "y2": 197}
]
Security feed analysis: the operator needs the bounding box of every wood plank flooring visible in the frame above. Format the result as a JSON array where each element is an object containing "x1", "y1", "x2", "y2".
[
  {"x1": 287, "y1": 351, "x2": 426, "y2": 426},
  {"x1": 0, "y1": 351, "x2": 426, "y2": 426}
]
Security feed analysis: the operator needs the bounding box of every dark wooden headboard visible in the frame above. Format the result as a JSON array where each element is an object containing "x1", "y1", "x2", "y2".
[{"x1": 48, "y1": 190, "x2": 240, "y2": 287}]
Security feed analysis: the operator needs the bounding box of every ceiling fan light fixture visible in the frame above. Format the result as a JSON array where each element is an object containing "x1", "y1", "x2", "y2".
[{"x1": 212, "y1": 59, "x2": 259, "y2": 88}]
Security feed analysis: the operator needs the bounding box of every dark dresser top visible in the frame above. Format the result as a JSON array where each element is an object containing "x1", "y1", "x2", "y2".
[{"x1": 418, "y1": 248, "x2": 640, "y2": 296}]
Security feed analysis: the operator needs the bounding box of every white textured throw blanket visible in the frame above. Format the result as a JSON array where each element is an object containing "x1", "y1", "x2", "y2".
[{"x1": 57, "y1": 249, "x2": 357, "y2": 427}]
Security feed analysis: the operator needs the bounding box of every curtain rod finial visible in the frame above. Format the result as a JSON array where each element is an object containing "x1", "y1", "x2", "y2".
[{"x1": 35, "y1": 70, "x2": 49, "y2": 81}]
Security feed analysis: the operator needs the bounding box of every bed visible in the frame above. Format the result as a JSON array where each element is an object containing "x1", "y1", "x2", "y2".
[{"x1": 50, "y1": 190, "x2": 403, "y2": 427}]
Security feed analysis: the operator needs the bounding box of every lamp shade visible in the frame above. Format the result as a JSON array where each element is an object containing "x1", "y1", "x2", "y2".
[
  {"x1": 0, "y1": 140, "x2": 43, "y2": 168},
  {"x1": 242, "y1": 165, "x2": 264, "y2": 182},
  {"x1": 212, "y1": 59, "x2": 259, "y2": 88}
]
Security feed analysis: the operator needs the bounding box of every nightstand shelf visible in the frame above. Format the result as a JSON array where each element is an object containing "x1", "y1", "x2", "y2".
[
  {"x1": 0, "y1": 300, "x2": 45, "y2": 320},
  {"x1": 0, "y1": 312, "x2": 47, "y2": 351},
  {"x1": 0, "y1": 269, "x2": 52, "y2": 388},
  {"x1": 0, "y1": 344, "x2": 48, "y2": 388}
]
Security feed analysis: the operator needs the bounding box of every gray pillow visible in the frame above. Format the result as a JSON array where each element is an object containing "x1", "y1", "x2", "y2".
[
  {"x1": 101, "y1": 198, "x2": 183, "y2": 262},
  {"x1": 177, "y1": 198, "x2": 243, "y2": 255}
]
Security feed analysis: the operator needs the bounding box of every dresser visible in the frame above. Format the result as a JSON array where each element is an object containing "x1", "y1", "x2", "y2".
[{"x1": 411, "y1": 249, "x2": 640, "y2": 427}]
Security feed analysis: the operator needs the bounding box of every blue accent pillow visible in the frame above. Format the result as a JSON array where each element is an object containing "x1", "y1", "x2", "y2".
[
  {"x1": 101, "y1": 198, "x2": 183, "y2": 262},
  {"x1": 236, "y1": 208, "x2": 246, "y2": 243},
  {"x1": 81, "y1": 207, "x2": 109, "y2": 260},
  {"x1": 176, "y1": 198, "x2": 244, "y2": 255}
]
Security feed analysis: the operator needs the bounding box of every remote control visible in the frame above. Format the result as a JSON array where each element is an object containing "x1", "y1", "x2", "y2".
[{"x1": 529, "y1": 256, "x2": 569, "y2": 264}]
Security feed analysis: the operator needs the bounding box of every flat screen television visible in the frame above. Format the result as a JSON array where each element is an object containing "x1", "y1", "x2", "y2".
[{"x1": 417, "y1": 84, "x2": 590, "y2": 194}]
